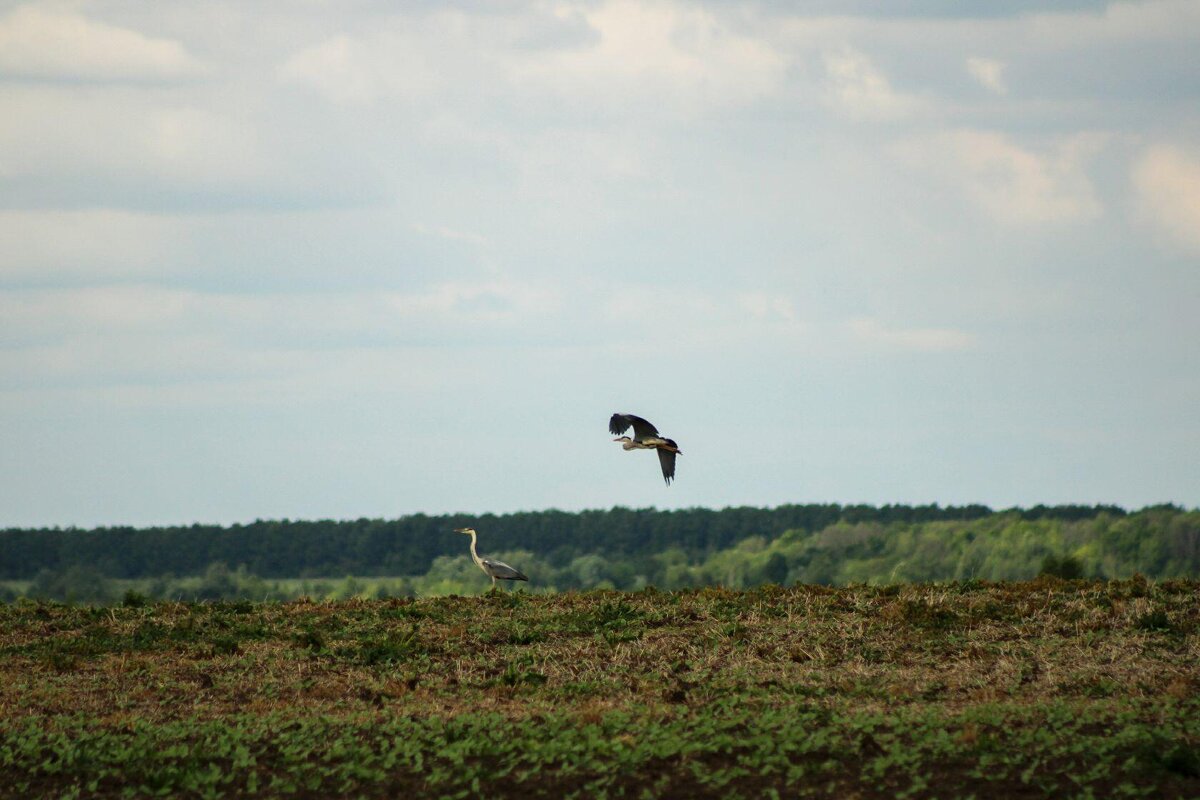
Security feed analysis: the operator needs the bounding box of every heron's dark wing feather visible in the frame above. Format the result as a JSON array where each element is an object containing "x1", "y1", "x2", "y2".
[
  {"x1": 610, "y1": 412, "x2": 659, "y2": 439},
  {"x1": 657, "y1": 448, "x2": 677, "y2": 485},
  {"x1": 609, "y1": 413, "x2": 631, "y2": 435},
  {"x1": 483, "y1": 559, "x2": 528, "y2": 581},
  {"x1": 629, "y1": 415, "x2": 661, "y2": 439}
]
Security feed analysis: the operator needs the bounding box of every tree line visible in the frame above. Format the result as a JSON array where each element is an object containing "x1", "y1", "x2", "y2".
[
  {"x1": 0, "y1": 503, "x2": 1128, "y2": 581},
  {"x1": 3, "y1": 504, "x2": 1197, "y2": 604}
]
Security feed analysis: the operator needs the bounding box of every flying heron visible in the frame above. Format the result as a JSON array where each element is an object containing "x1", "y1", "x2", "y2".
[
  {"x1": 609, "y1": 412, "x2": 682, "y2": 485},
  {"x1": 453, "y1": 527, "x2": 529, "y2": 591}
]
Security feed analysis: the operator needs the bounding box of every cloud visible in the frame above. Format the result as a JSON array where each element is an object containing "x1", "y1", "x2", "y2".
[
  {"x1": 516, "y1": 0, "x2": 787, "y2": 113},
  {"x1": 0, "y1": 5, "x2": 204, "y2": 82},
  {"x1": 411, "y1": 222, "x2": 490, "y2": 247},
  {"x1": 3, "y1": 280, "x2": 824, "y2": 397},
  {"x1": 1, "y1": 285, "x2": 197, "y2": 346},
  {"x1": 897, "y1": 129, "x2": 1105, "y2": 226},
  {"x1": 0, "y1": 96, "x2": 267, "y2": 206},
  {"x1": 596, "y1": 287, "x2": 814, "y2": 358},
  {"x1": 737, "y1": 292, "x2": 799, "y2": 323},
  {"x1": 0, "y1": 209, "x2": 175, "y2": 280},
  {"x1": 278, "y1": 32, "x2": 436, "y2": 105},
  {"x1": 848, "y1": 318, "x2": 974, "y2": 353},
  {"x1": 1028, "y1": 0, "x2": 1200, "y2": 45},
  {"x1": 1131, "y1": 144, "x2": 1200, "y2": 253},
  {"x1": 279, "y1": 35, "x2": 373, "y2": 104},
  {"x1": 0, "y1": 90, "x2": 256, "y2": 180},
  {"x1": 0, "y1": 86, "x2": 386, "y2": 211},
  {"x1": 382, "y1": 280, "x2": 562, "y2": 323},
  {"x1": 0, "y1": 279, "x2": 566, "y2": 365},
  {"x1": 277, "y1": 5, "x2": 606, "y2": 107},
  {"x1": 966, "y1": 57, "x2": 1006, "y2": 94},
  {"x1": 822, "y1": 45, "x2": 918, "y2": 119}
]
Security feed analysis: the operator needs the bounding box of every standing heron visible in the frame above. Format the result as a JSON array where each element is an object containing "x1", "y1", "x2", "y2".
[
  {"x1": 609, "y1": 412, "x2": 682, "y2": 485},
  {"x1": 453, "y1": 527, "x2": 529, "y2": 591}
]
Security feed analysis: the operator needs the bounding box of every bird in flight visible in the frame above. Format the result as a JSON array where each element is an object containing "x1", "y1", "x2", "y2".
[
  {"x1": 453, "y1": 528, "x2": 529, "y2": 591},
  {"x1": 609, "y1": 412, "x2": 682, "y2": 485}
]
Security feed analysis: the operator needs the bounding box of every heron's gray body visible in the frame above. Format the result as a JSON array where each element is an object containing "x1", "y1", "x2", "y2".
[
  {"x1": 453, "y1": 527, "x2": 528, "y2": 590},
  {"x1": 609, "y1": 412, "x2": 682, "y2": 485}
]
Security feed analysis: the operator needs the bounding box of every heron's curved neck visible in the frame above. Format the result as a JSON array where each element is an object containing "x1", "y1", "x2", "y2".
[{"x1": 467, "y1": 531, "x2": 483, "y2": 567}]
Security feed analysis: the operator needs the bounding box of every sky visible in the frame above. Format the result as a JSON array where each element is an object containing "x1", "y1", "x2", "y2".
[{"x1": 1, "y1": 0, "x2": 1198, "y2": 528}]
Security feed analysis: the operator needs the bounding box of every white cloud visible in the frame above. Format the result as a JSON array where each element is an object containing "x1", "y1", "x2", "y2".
[
  {"x1": 596, "y1": 287, "x2": 813, "y2": 358},
  {"x1": 1132, "y1": 144, "x2": 1200, "y2": 253},
  {"x1": 848, "y1": 318, "x2": 974, "y2": 353},
  {"x1": 279, "y1": 34, "x2": 392, "y2": 105},
  {"x1": 822, "y1": 45, "x2": 917, "y2": 120},
  {"x1": 0, "y1": 86, "x2": 371, "y2": 210},
  {"x1": 144, "y1": 107, "x2": 268, "y2": 184},
  {"x1": 1029, "y1": 0, "x2": 1200, "y2": 45},
  {"x1": 276, "y1": 10, "x2": 552, "y2": 107},
  {"x1": 382, "y1": 280, "x2": 561, "y2": 322},
  {"x1": 737, "y1": 292, "x2": 798, "y2": 323},
  {"x1": 966, "y1": 57, "x2": 1006, "y2": 95},
  {"x1": 1, "y1": 285, "x2": 194, "y2": 342},
  {"x1": 411, "y1": 222, "x2": 490, "y2": 248},
  {"x1": 601, "y1": 288, "x2": 720, "y2": 329},
  {"x1": 516, "y1": 0, "x2": 787, "y2": 112},
  {"x1": 277, "y1": 5, "x2": 597, "y2": 107},
  {"x1": 0, "y1": 5, "x2": 204, "y2": 81},
  {"x1": 0, "y1": 279, "x2": 565, "y2": 359},
  {"x1": 897, "y1": 129, "x2": 1105, "y2": 226},
  {"x1": 0, "y1": 209, "x2": 175, "y2": 279},
  {"x1": 0, "y1": 90, "x2": 255, "y2": 179}
]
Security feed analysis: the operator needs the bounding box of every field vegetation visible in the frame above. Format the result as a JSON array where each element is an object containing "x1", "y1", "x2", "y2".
[{"x1": 2, "y1": 578, "x2": 1197, "y2": 797}]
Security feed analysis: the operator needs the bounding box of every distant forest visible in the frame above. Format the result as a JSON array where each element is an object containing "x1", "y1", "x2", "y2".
[
  {"x1": 4, "y1": 504, "x2": 1199, "y2": 603},
  {"x1": 0, "y1": 503, "x2": 1131, "y2": 580}
]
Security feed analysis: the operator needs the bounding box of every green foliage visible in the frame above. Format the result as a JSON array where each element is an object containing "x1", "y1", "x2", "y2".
[
  {"x1": 0, "y1": 503, "x2": 1130, "y2": 581},
  {"x1": 3, "y1": 703, "x2": 1196, "y2": 798},
  {"x1": 635, "y1": 510, "x2": 1199, "y2": 592},
  {"x1": 343, "y1": 625, "x2": 425, "y2": 666},
  {"x1": 121, "y1": 589, "x2": 149, "y2": 607},
  {"x1": 1039, "y1": 553, "x2": 1084, "y2": 579},
  {"x1": 27, "y1": 564, "x2": 115, "y2": 604},
  {"x1": 1135, "y1": 609, "x2": 1173, "y2": 632},
  {"x1": 4, "y1": 506, "x2": 1198, "y2": 603}
]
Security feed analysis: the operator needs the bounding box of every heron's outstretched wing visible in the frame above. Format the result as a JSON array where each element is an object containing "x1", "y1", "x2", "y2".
[
  {"x1": 657, "y1": 448, "x2": 677, "y2": 485},
  {"x1": 483, "y1": 559, "x2": 528, "y2": 581},
  {"x1": 609, "y1": 413, "x2": 659, "y2": 440}
]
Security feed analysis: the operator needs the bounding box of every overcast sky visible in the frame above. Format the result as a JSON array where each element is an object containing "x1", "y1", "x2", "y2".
[{"x1": 2, "y1": 0, "x2": 1198, "y2": 528}]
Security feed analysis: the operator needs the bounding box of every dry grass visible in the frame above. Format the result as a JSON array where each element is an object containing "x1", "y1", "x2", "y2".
[{"x1": 1, "y1": 578, "x2": 1197, "y2": 797}]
